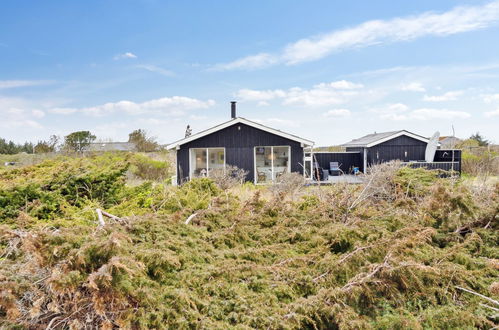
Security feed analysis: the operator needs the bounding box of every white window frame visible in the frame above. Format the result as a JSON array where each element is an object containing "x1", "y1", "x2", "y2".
[
  {"x1": 254, "y1": 146, "x2": 291, "y2": 184},
  {"x1": 188, "y1": 147, "x2": 226, "y2": 180},
  {"x1": 303, "y1": 150, "x2": 313, "y2": 181}
]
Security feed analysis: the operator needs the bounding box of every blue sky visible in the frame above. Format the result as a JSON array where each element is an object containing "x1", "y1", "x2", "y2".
[{"x1": 1, "y1": 0, "x2": 499, "y2": 146}]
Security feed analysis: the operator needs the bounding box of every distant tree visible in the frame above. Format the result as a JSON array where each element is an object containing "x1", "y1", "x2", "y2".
[
  {"x1": 34, "y1": 135, "x2": 60, "y2": 153},
  {"x1": 0, "y1": 138, "x2": 34, "y2": 154},
  {"x1": 469, "y1": 132, "x2": 489, "y2": 147},
  {"x1": 457, "y1": 139, "x2": 479, "y2": 149},
  {"x1": 34, "y1": 141, "x2": 52, "y2": 154},
  {"x1": 20, "y1": 142, "x2": 35, "y2": 153},
  {"x1": 64, "y1": 131, "x2": 96, "y2": 152},
  {"x1": 128, "y1": 129, "x2": 159, "y2": 152},
  {"x1": 0, "y1": 139, "x2": 14, "y2": 154}
]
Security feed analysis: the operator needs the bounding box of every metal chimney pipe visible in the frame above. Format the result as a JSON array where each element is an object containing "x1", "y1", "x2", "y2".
[{"x1": 231, "y1": 101, "x2": 236, "y2": 119}]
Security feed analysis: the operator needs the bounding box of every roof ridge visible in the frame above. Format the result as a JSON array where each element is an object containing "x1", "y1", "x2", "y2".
[
  {"x1": 166, "y1": 117, "x2": 314, "y2": 149},
  {"x1": 341, "y1": 130, "x2": 429, "y2": 147}
]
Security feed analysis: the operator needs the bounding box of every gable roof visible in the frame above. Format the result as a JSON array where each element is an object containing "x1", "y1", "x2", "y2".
[
  {"x1": 341, "y1": 130, "x2": 430, "y2": 148},
  {"x1": 84, "y1": 142, "x2": 135, "y2": 152},
  {"x1": 166, "y1": 117, "x2": 314, "y2": 150}
]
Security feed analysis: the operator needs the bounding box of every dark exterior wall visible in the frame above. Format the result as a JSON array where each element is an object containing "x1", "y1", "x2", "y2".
[
  {"x1": 366, "y1": 135, "x2": 427, "y2": 165},
  {"x1": 434, "y1": 149, "x2": 461, "y2": 162},
  {"x1": 313, "y1": 152, "x2": 363, "y2": 173},
  {"x1": 345, "y1": 147, "x2": 363, "y2": 153},
  {"x1": 345, "y1": 147, "x2": 365, "y2": 172},
  {"x1": 344, "y1": 140, "x2": 462, "y2": 174},
  {"x1": 434, "y1": 149, "x2": 462, "y2": 173},
  {"x1": 176, "y1": 123, "x2": 304, "y2": 184}
]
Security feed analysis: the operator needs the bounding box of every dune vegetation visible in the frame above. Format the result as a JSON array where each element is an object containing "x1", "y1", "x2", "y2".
[{"x1": 0, "y1": 153, "x2": 498, "y2": 329}]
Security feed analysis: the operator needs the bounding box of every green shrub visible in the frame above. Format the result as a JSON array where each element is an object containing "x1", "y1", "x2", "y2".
[
  {"x1": 0, "y1": 154, "x2": 497, "y2": 329},
  {"x1": 0, "y1": 153, "x2": 132, "y2": 223},
  {"x1": 130, "y1": 154, "x2": 171, "y2": 181}
]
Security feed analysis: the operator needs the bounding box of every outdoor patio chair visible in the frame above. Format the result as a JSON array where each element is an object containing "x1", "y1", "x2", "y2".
[
  {"x1": 329, "y1": 162, "x2": 343, "y2": 176},
  {"x1": 313, "y1": 162, "x2": 329, "y2": 181}
]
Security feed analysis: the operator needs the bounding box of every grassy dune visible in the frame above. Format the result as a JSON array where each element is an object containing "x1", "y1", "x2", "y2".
[{"x1": 0, "y1": 153, "x2": 498, "y2": 329}]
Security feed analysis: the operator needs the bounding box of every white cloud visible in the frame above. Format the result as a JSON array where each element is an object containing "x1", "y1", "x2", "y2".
[
  {"x1": 323, "y1": 109, "x2": 351, "y2": 118},
  {"x1": 212, "y1": 53, "x2": 277, "y2": 71},
  {"x1": 381, "y1": 107, "x2": 471, "y2": 120},
  {"x1": 483, "y1": 93, "x2": 499, "y2": 103},
  {"x1": 317, "y1": 80, "x2": 363, "y2": 89},
  {"x1": 136, "y1": 64, "x2": 175, "y2": 77},
  {"x1": 370, "y1": 103, "x2": 410, "y2": 114},
  {"x1": 31, "y1": 109, "x2": 45, "y2": 118},
  {"x1": 236, "y1": 89, "x2": 286, "y2": 102},
  {"x1": 235, "y1": 80, "x2": 363, "y2": 107},
  {"x1": 48, "y1": 107, "x2": 77, "y2": 115},
  {"x1": 48, "y1": 96, "x2": 216, "y2": 117},
  {"x1": 423, "y1": 90, "x2": 463, "y2": 102},
  {"x1": 2, "y1": 119, "x2": 43, "y2": 129},
  {"x1": 189, "y1": 114, "x2": 208, "y2": 121},
  {"x1": 217, "y1": 1, "x2": 499, "y2": 69},
  {"x1": 410, "y1": 108, "x2": 471, "y2": 120},
  {"x1": 485, "y1": 108, "x2": 499, "y2": 117},
  {"x1": 401, "y1": 82, "x2": 426, "y2": 92},
  {"x1": 113, "y1": 52, "x2": 137, "y2": 60},
  {"x1": 0, "y1": 80, "x2": 54, "y2": 89},
  {"x1": 0, "y1": 99, "x2": 43, "y2": 129},
  {"x1": 284, "y1": 87, "x2": 356, "y2": 107},
  {"x1": 370, "y1": 103, "x2": 470, "y2": 120}
]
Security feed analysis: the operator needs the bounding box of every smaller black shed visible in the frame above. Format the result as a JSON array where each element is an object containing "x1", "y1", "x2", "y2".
[
  {"x1": 341, "y1": 130, "x2": 431, "y2": 172},
  {"x1": 166, "y1": 116, "x2": 314, "y2": 185}
]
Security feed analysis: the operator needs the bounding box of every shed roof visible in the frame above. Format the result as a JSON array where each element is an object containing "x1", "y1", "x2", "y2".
[
  {"x1": 85, "y1": 142, "x2": 135, "y2": 152},
  {"x1": 166, "y1": 117, "x2": 314, "y2": 150},
  {"x1": 341, "y1": 130, "x2": 430, "y2": 148}
]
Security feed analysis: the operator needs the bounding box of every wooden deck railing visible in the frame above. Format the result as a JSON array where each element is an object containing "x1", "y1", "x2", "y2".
[{"x1": 404, "y1": 161, "x2": 460, "y2": 173}]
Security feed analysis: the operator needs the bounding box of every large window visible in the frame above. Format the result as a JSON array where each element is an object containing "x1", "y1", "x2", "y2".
[
  {"x1": 255, "y1": 146, "x2": 290, "y2": 184},
  {"x1": 189, "y1": 148, "x2": 225, "y2": 179}
]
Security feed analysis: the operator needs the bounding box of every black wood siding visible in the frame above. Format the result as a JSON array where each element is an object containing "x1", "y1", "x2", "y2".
[
  {"x1": 313, "y1": 152, "x2": 363, "y2": 174},
  {"x1": 434, "y1": 149, "x2": 462, "y2": 162},
  {"x1": 407, "y1": 162, "x2": 460, "y2": 173},
  {"x1": 176, "y1": 123, "x2": 304, "y2": 184},
  {"x1": 434, "y1": 149, "x2": 462, "y2": 173},
  {"x1": 344, "y1": 139, "x2": 462, "y2": 174},
  {"x1": 366, "y1": 135, "x2": 427, "y2": 165}
]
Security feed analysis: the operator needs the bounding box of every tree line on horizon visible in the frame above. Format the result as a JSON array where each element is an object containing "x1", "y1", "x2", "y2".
[
  {"x1": 0, "y1": 131, "x2": 493, "y2": 155},
  {"x1": 0, "y1": 129, "x2": 160, "y2": 154}
]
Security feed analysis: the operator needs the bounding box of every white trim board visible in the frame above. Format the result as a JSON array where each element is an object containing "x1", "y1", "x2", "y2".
[
  {"x1": 312, "y1": 151, "x2": 361, "y2": 154},
  {"x1": 167, "y1": 117, "x2": 314, "y2": 150}
]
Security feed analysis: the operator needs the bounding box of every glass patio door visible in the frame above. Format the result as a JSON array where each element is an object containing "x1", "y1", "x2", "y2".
[
  {"x1": 255, "y1": 146, "x2": 290, "y2": 184},
  {"x1": 189, "y1": 148, "x2": 225, "y2": 179}
]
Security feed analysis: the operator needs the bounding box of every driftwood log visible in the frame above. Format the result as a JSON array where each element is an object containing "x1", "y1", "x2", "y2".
[
  {"x1": 184, "y1": 213, "x2": 198, "y2": 225},
  {"x1": 455, "y1": 286, "x2": 499, "y2": 306},
  {"x1": 96, "y1": 209, "x2": 125, "y2": 226}
]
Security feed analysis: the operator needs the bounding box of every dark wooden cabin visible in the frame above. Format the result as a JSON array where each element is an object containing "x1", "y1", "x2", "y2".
[
  {"x1": 341, "y1": 130, "x2": 461, "y2": 173},
  {"x1": 167, "y1": 104, "x2": 314, "y2": 185}
]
